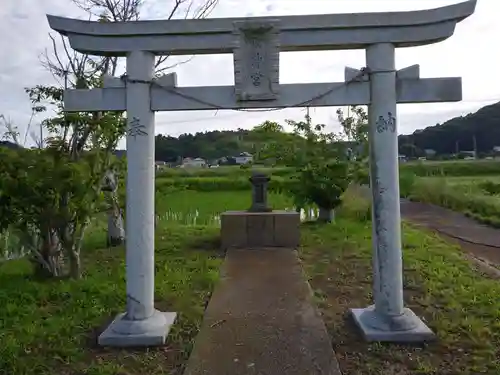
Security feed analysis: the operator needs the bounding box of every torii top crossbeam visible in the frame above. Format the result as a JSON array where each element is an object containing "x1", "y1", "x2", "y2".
[{"x1": 47, "y1": 0, "x2": 476, "y2": 56}]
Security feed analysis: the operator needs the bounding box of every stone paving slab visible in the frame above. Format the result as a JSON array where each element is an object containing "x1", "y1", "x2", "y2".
[{"x1": 183, "y1": 248, "x2": 341, "y2": 375}]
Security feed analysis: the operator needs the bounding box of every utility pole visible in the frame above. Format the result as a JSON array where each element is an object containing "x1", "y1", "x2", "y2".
[{"x1": 473, "y1": 134, "x2": 477, "y2": 159}]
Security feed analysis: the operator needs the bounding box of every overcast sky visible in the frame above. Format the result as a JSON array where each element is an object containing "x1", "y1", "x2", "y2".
[{"x1": 0, "y1": 0, "x2": 498, "y2": 148}]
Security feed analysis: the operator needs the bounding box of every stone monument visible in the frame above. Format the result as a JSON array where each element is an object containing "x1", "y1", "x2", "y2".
[
  {"x1": 248, "y1": 171, "x2": 272, "y2": 212},
  {"x1": 221, "y1": 171, "x2": 300, "y2": 249},
  {"x1": 46, "y1": 0, "x2": 476, "y2": 347}
]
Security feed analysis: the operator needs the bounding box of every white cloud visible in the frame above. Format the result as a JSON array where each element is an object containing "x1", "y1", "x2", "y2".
[{"x1": 0, "y1": 0, "x2": 498, "y2": 148}]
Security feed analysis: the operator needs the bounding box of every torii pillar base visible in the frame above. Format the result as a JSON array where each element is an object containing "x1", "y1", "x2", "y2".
[
  {"x1": 98, "y1": 310, "x2": 177, "y2": 347},
  {"x1": 350, "y1": 306, "x2": 435, "y2": 343}
]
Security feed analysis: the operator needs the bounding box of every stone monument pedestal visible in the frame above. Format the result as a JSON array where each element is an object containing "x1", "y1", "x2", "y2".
[{"x1": 221, "y1": 210, "x2": 300, "y2": 249}]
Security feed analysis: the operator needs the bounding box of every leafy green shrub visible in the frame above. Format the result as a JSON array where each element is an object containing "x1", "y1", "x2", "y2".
[
  {"x1": 0, "y1": 147, "x2": 102, "y2": 278},
  {"x1": 257, "y1": 114, "x2": 354, "y2": 220},
  {"x1": 399, "y1": 172, "x2": 417, "y2": 197},
  {"x1": 337, "y1": 184, "x2": 372, "y2": 222},
  {"x1": 290, "y1": 161, "x2": 351, "y2": 210},
  {"x1": 353, "y1": 167, "x2": 370, "y2": 185},
  {"x1": 478, "y1": 181, "x2": 500, "y2": 195}
]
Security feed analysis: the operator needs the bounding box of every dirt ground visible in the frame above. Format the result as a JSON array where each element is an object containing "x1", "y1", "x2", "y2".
[{"x1": 401, "y1": 199, "x2": 500, "y2": 276}]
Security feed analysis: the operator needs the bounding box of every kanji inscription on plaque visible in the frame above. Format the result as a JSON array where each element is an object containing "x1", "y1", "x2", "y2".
[{"x1": 233, "y1": 20, "x2": 280, "y2": 101}]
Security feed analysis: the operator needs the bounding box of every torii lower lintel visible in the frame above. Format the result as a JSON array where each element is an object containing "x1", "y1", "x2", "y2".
[{"x1": 63, "y1": 76, "x2": 462, "y2": 112}]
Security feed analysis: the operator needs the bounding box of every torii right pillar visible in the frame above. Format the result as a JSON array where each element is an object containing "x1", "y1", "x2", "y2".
[{"x1": 349, "y1": 43, "x2": 435, "y2": 342}]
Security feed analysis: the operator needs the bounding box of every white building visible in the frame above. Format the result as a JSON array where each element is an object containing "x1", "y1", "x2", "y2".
[
  {"x1": 234, "y1": 152, "x2": 253, "y2": 165},
  {"x1": 181, "y1": 157, "x2": 206, "y2": 168}
]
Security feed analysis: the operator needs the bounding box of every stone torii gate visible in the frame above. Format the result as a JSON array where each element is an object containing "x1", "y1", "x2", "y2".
[{"x1": 47, "y1": 0, "x2": 476, "y2": 346}]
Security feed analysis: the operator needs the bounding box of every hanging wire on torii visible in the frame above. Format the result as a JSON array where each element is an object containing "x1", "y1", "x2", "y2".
[{"x1": 118, "y1": 67, "x2": 380, "y2": 113}]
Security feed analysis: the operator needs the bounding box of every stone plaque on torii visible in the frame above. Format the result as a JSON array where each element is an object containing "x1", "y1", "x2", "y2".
[{"x1": 46, "y1": 0, "x2": 476, "y2": 347}]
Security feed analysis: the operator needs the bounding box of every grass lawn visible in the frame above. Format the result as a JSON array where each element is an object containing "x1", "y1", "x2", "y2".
[
  {"x1": 0, "y1": 190, "x2": 292, "y2": 375},
  {"x1": 0, "y1": 223, "x2": 222, "y2": 375},
  {"x1": 301, "y1": 215, "x2": 500, "y2": 374}
]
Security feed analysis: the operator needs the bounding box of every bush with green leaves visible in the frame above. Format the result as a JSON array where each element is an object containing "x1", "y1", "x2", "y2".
[
  {"x1": 478, "y1": 180, "x2": 500, "y2": 195},
  {"x1": 0, "y1": 147, "x2": 102, "y2": 278},
  {"x1": 288, "y1": 160, "x2": 351, "y2": 211},
  {"x1": 256, "y1": 114, "x2": 353, "y2": 218}
]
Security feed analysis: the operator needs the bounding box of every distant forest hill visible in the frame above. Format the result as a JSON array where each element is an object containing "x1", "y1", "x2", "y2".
[
  {"x1": 399, "y1": 101, "x2": 500, "y2": 157},
  {"x1": 154, "y1": 129, "x2": 271, "y2": 162},
  {"x1": 0, "y1": 141, "x2": 21, "y2": 149},
  {"x1": 152, "y1": 101, "x2": 500, "y2": 161},
  {"x1": 3, "y1": 101, "x2": 499, "y2": 159}
]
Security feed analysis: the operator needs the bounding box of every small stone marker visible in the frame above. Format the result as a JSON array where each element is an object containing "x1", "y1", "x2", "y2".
[{"x1": 248, "y1": 171, "x2": 272, "y2": 212}]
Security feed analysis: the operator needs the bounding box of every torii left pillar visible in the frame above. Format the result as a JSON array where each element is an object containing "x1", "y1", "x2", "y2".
[{"x1": 98, "y1": 50, "x2": 176, "y2": 347}]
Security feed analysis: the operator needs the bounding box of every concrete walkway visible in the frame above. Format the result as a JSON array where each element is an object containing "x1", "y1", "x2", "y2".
[{"x1": 183, "y1": 248, "x2": 341, "y2": 375}]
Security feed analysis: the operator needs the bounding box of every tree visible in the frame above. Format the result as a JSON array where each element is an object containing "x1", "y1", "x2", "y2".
[
  {"x1": 258, "y1": 113, "x2": 352, "y2": 222},
  {"x1": 336, "y1": 105, "x2": 369, "y2": 157},
  {"x1": 0, "y1": 147, "x2": 101, "y2": 278},
  {"x1": 336, "y1": 105, "x2": 369, "y2": 184},
  {"x1": 251, "y1": 121, "x2": 294, "y2": 165},
  {"x1": 1, "y1": 0, "x2": 220, "y2": 279},
  {"x1": 0, "y1": 113, "x2": 103, "y2": 279},
  {"x1": 42, "y1": 0, "x2": 219, "y2": 247}
]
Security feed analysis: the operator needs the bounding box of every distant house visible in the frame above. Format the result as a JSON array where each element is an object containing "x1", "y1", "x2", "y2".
[
  {"x1": 181, "y1": 157, "x2": 206, "y2": 168},
  {"x1": 424, "y1": 149, "x2": 436, "y2": 157},
  {"x1": 460, "y1": 151, "x2": 476, "y2": 160},
  {"x1": 233, "y1": 152, "x2": 253, "y2": 165}
]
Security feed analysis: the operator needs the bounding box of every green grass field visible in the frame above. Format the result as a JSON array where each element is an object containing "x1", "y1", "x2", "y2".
[{"x1": 405, "y1": 175, "x2": 500, "y2": 227}]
